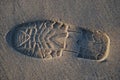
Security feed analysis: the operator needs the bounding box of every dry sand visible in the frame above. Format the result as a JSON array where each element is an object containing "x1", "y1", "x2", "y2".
[{"x1": 0, "y1": 0, "x2": 120, "y2": 80}]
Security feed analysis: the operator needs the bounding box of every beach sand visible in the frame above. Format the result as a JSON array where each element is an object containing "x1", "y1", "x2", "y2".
[{"x1": 0, "y1": 0, "x2": 120, "y2": 80}]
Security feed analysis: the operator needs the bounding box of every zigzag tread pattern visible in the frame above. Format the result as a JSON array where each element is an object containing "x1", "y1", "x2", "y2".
[{"x1": 13, "y1": 20, "x2": 68, "y2": 58}]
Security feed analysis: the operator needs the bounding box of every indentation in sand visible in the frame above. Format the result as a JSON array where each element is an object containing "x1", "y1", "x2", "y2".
[{"x1": 6, "y1": 20, "x2": 110, "y2": 61}]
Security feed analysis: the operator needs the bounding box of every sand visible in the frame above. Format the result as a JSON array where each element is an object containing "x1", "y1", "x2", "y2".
[{"x1": 0, "y1": 0, "x2": 120, "y2": 80}]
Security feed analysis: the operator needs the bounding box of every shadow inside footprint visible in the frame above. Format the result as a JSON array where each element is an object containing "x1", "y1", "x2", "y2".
[{"x1": 66, "y1": 27, "x2": 110, "y2": 61}]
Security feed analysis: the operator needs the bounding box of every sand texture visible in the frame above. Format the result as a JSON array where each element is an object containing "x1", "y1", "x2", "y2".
[{"x1": 0, "y1": 0, "x2": 120, "y2": 80}]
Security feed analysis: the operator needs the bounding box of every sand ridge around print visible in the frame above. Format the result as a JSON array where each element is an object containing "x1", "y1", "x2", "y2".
[{"x1": 6, "y1": 20, "x2": 110, "y2": 62}]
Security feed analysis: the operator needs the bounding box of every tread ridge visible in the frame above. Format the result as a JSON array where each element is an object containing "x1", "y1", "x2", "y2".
[{"x1": 12, "y1": 20, "x2": 68, "y2": 59}]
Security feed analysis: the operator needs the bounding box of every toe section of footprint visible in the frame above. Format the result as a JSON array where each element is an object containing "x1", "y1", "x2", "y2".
[
  {"x1": 66, "y1": 26, "x2": 110, "y2": 61},
  {"x1": 8, "y1": 20, "x2": 68, "y2": 59}
]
